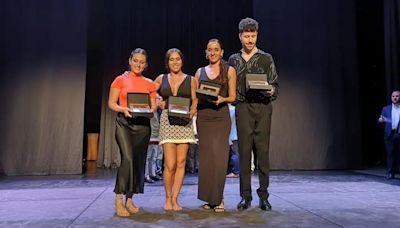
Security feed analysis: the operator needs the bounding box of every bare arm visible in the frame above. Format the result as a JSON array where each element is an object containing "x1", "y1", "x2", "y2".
[
  {"x1": 108, "y1": 87, "x2": 131, "y2": 117},
  {"x1": 148, "y1": 78, "x2": 158, "y2": 113},
  {"x1": 194, "y1": 68, "x2": 201, "y2": 85},
  {"x1": 154, "y1": 75, "x2": 166, "y2": 109},
  {"x1": 225, "y1": 66, "x2": 237, "y2": 103},
  {"x1": 190, "y1": 76, "x2": 199, "y2": 118},
  {"x1": 154, "y1": 74, "x2": 163, "y2": 91},
  {"x1": 150, "y1": 97, "x2": 156, "y2": 113},
  {"x1": 215, "y1": 66, "x2": 236, "y2": 105}
]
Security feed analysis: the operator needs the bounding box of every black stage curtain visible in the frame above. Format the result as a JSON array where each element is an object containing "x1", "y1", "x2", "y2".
[
  {"x1": 384, "y1": 0, "x2": 400, "y2": 92},
  {"x1": 254, "y1": 0, "x2": 363, "y2": 169},
  {"x1": 356, "y1": 0, "x2": 386, "y2": 167},
  {"x1": 1, "y1": 0, "x2": 387, "y2": 174},
  {"x1": 0, "y1": 0, "x2": 87, "y2": 175},
  {"x1": 87, "y1": 0, "x2": 253, "y2": 168}
]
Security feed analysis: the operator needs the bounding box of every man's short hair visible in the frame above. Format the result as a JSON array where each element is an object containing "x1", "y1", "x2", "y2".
[{"x1": 239, "y1": 17, "x2": 259, "y2": 33}]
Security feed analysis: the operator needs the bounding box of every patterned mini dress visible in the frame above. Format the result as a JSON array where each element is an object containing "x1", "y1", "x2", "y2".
[{"x1": 158, "y1": 74, "x2": 196, "y2": 145}]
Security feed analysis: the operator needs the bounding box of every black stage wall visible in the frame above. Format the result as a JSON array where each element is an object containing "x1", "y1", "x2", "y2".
[
  {"x1": 87, "y1": 0, "x2": 253, "y2": 168},
  {"x1": 254, "y1": 0, "x2": 363, "y2": 169},
  {"x1": 1, "y1": 0, "x2": 394, "y2": 175},
  {"x1": 0, "y1": 0, "x2": 87, "y2": 175},
  {"x1": 356, "y1": 0, "x2": 386, "y2": 167}
]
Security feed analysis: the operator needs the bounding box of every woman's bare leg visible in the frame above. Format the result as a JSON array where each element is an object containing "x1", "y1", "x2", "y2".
[
  {"x1": 172, "y1": 143, "x2": 189, "y2": 211},
  {"x1": 163, "y1": 143, "x2": 177, "y2": 210}
]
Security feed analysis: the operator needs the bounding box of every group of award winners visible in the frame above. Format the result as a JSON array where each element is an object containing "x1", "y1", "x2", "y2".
[{"x1": 107, "y1": 17, "x2": 279, "y2": 217}]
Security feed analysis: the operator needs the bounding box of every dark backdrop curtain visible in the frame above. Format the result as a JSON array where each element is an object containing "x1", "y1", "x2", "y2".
[
  {"x1": 0, "y1": 0, "x2": 87, "y2": 175},
  {"x1": 384, "y1": 0, "x2": 400, "y2": 92},
  {"x1": 87, "y1": 0, "x2": 253, "y2": 168},
  {"x1": 254, "y1": 0, "x2": 363, "y2": 169},
  {"x1": 356, "y1": 0, "x2": 386, "y2": 167},
  {"x1": 92, "y1": 0, "x2": 367, "y2": 169},
  {"x1": 91, "y1": 0, "x2": 368, "y2": 169},
  {"x1": 0, "y1": 0, "x2": 388, "y2": 174}
]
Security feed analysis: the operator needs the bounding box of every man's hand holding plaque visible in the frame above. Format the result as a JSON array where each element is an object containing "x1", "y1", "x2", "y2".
[{"x1": 246, "y1": 73, "x2": 274, "y2": 97}]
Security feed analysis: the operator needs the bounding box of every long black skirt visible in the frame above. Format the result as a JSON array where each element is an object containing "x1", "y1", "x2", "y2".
[
  {"x1": 197, "y1": 105, "x2": 231, "y2": 205},
  {"x1": 113, "y1": 113, "x2": 151, "y2": 197}
]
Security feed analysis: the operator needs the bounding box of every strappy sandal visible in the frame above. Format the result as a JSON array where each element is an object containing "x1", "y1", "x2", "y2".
[{"x1": 213, "y1": 201, "x2": 225, "y2": 213}]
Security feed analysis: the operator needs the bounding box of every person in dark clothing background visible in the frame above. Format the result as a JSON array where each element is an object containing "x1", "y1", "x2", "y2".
[{"x1": 378, "y1": 90, "x2": 400, "y2": 180}]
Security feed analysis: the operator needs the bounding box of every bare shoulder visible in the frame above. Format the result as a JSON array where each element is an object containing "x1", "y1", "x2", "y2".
[
  {"x1": 228, "y1": 66, "x2": 236, "y2": 78},
  {"x1": 154, "y1": 74, "x2": 164, "y2": 83},
  {"x1": 194, "y1": 68, "x2": 201, "y2": 77},
  {"x1": 190, "y1": 75, "x2": 198, "y2": 83}
]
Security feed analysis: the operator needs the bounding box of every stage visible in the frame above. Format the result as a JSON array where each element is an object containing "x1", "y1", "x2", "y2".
[{"x1": 0, "y1": 168, "x2": 399, "y2": 228}]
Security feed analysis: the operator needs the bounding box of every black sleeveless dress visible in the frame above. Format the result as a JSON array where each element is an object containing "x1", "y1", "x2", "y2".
[
  {"x1": 158, "y1": 74, "x2": 196, "y2": 144},
  {"x1": 197, "y1": 67, "x2": 231, "y2": 205}
]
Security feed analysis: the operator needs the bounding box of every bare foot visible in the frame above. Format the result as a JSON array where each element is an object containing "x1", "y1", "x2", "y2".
[
  {"x1": 172, "y1": 197, "x2": 182, "y2": 211},
  {"x1": 125, "y1": 198, "x2": 139, "y2": 214},
  {"x1": 115, "y1": 194, "x2": 130, "y2": 217},
  {"x1": 164, "y1": 197, "x2": 173, "y2": 210},
  {"x1": 214, "y1": 200, "x2": 225, "y2": 213}
]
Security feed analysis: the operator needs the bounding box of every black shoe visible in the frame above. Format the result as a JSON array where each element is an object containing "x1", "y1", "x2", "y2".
[
  {"x1": 144, "y1": 176, "x2": 155, "y2": 183},
  {"x1": 150, "y1": 175, "x2": 162, "y2": 181},
  {"x1": 386, "y1": 173, "x2": 395, "y2": 180},
  {"x1": 237, "y1": 198, "x2": 251, "y2": 210},
  {"x1": 259, "y1": 199, "x2": 272, "y2": 211}
]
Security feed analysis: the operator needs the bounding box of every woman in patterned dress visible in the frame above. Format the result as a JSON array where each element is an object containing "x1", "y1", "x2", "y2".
[{"x1": 154, "y1": 48, "x2": 198, "y2": 211}]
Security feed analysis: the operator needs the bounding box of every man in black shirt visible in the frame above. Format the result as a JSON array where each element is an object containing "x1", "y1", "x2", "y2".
[{"x1": 228, "y1": 17, "x2": 279, "y2": 211}]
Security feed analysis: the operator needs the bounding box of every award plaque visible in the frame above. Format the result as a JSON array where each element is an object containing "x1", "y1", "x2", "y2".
[
  {"x1": 196, "y1": 81, "x2": 221, "y2": 101},
  {"x1": 246, "y1": 73, "x2": 273, "y2": 91},
  {"x1": 127, "y1": 92, "x2": 153, "y2": 118},
  {"x1": 168, "y1": 96, "x2": 191, "y2": 126}
]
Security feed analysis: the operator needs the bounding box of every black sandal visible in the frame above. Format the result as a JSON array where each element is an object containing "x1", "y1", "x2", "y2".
[{"x1": 202, "y1": 203, "x2": 214, "y2": 210}]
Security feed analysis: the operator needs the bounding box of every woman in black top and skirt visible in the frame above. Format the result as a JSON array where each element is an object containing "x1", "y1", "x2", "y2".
[
  {"x1": 195, "y1": 39, "x2": 236, "y2": 212},
  {"x1": 108, "y1": 48, "x2": 157, "y2": 217},
  {"x1": 154, "y1": 48, "x2": 197, "y2": 211}
]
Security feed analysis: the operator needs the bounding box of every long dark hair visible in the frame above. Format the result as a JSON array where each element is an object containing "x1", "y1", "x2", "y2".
[{"x1": 208, "y1": 39, "x2": 228, "y2": 84}]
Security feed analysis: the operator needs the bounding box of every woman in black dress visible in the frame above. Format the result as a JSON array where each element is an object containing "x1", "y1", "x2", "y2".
[{"x1": 195, "y1": 39, "x2": 236, "y2": 212}]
